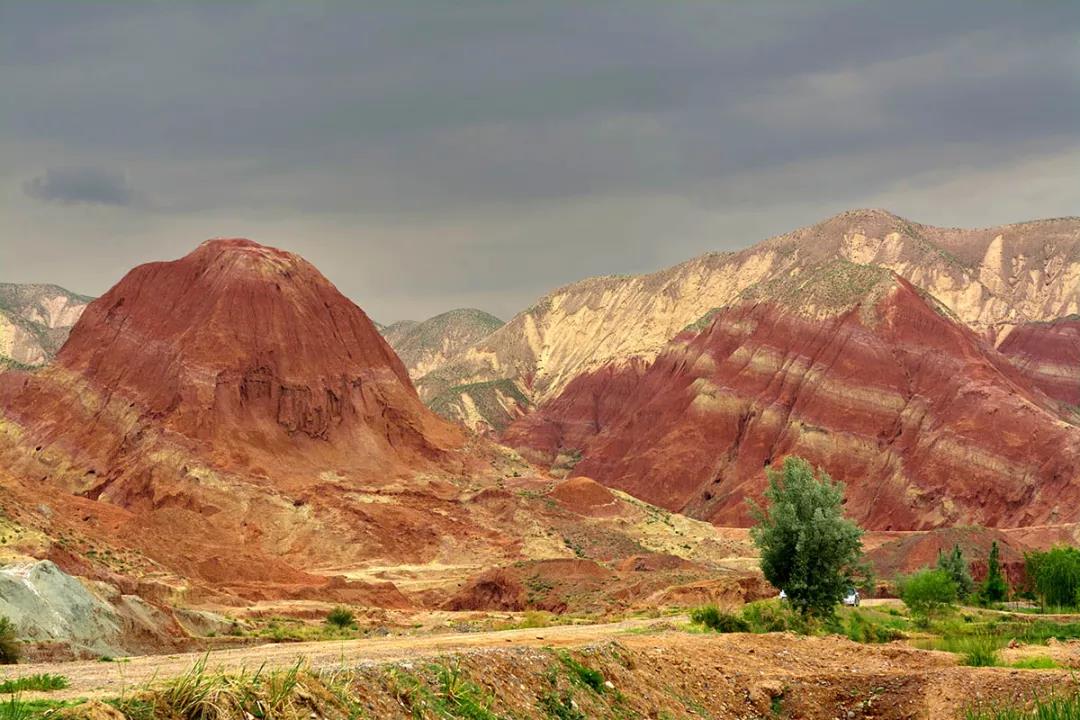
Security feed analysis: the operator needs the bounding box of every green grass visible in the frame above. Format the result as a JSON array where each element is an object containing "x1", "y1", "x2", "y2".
[
  {"x1": 1009, "y1": 656, "x2": 1060, "y2": 670},
  {"x1": 965, "y1": 690, "x2": 1080, "y2": 719},
  {"x1": 388, "y1": 662, "x2": 501, "y2": 720},
  {"x1": 0, "y1": 696, "x2": 78, "y2": 720},
  {"x1": 946, "y1": 632, "x2": 1002, "y2": 667},
  {"x1": 0, "y1": 674, "x2": 69, "y2": 694},
  {"x1": 556, "y1": 651, "x2": 605, "y2": 694}
]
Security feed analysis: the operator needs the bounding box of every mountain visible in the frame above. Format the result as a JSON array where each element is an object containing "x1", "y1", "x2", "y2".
[
  {"x1": 997, "y1": 316, "x2": 1080, "y2": 407},
  {"x1": 0, "y1": 283, "x2": 92, "y2": 369},
  {"x1": 0, "y1": 239, "x2": 741, "y2": 610},
  {"x1": 504, "y1": 260, "x2": 1080, "y2": 530},
  {"x1": 381, "y1": 308, "x2": 503, "y2": 380},
  {"x1": 418, "y1": 210, "x2": 1080, "y2": 431}
]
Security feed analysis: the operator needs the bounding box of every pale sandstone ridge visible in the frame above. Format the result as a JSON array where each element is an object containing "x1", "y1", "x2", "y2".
[
  {"x1": 418, "y1": 210, "x2": 1080, "y2": 431},
  {"x1": 0, "y1": 283, "x2": 92, "y2": 368},
  {"x1": 381, "y1": 308, "x2": 503, "y2": 380}
]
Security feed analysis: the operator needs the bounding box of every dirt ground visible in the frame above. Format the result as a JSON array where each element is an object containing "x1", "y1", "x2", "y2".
[{"x1": 3, "y1": 617, "x2": 1075, "y2": 719}]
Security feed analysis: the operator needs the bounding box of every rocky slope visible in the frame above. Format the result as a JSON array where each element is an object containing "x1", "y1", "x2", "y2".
[
  {"x1": 381, "y1": 308, "x2": 503, "y2": 380},
  {"x1": 419, "y1": 210, "x2": 1080, "y2": 431},
  {"x1": 505, "y1": 261, "x2": 1080, "y2": 530},
  {"x1": 0, "y1": 283, "x2": 91, "y2": 369},
  {"x1": 997, "y1": 316, "x2": 1080, "y2": 407},
  {"x1": 0, "y1": 239, "x2": 746, "y2": 612}
]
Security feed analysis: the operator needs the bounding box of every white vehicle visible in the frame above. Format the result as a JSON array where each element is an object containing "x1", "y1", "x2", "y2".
[{"x1": 843, "y1": 589, "x2": 860, "y2": 607}]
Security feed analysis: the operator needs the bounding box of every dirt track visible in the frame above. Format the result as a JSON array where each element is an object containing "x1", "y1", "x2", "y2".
[{"x1": 0, "y1": 615, "x2": 673, "y2": 701}]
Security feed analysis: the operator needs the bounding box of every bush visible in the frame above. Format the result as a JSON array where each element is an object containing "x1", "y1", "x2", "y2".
[
  {"x1": 740, "y1": 600, "x2": 810, "y2": 635},
  {"x1": 325, "y1": 606, "x2": 355, "y2": 630},
  {"x1": 690, "y1": 605, "x2": 750, "y2": 633},
  {"x1": 843, "y1": 611, "x2": 904, "y2": 644},
  {"x1": 1026, "y1": 546, "x2": 1080, "y2": 610},
  {"x1": 0, "y1": 617, "x2": 19, "y2": 665},
  {"x1": 899, "y1": 569, "x2": 957, "y2": 623},
  {"x1": 748, "y1": 457, "x2": 864, "y2": 618}
]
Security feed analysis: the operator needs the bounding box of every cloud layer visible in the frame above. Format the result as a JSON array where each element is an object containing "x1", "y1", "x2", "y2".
[
  {"x1": 1, "y1": 1, "x2": 1077, "y2": 321},
  {"x1": 23, "y1": 167, "x2": 134, "y2": 207}
]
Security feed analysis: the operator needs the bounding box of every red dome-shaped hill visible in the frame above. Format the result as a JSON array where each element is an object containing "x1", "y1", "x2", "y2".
[{"x1": 1, "y1": 239, "x2": 464, "y2": 491}]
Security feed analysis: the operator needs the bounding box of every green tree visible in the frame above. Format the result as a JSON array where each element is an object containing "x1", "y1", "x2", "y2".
[
  {"x1": 898, "y1": 568, "x2": 957, "y2": 623},
  {"x1": 980, "y1": 541, "x2": 1008, "y2": 604},
  {"x1": 936, "y1": 544, "x2": 974, "y2": 597},
  {"x1": 0, "y1": 616, "x2": 19, "y2": 664},
  {"x1": 1026, "y1": 546, "x2": 1080, "y2": 610},
  {"x1": 748, "y1": 456, "x2": 864, "y2": 618}
]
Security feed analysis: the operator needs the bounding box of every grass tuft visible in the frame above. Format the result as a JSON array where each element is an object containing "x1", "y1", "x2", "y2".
[{"x1": 0, "y1": 674, "x2": 69, "y2": 694}]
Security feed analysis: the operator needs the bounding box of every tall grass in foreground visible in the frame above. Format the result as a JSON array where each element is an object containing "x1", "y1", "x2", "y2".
[{"x1": 965, "y1": 691, "x2": 1080, "y2": 719}]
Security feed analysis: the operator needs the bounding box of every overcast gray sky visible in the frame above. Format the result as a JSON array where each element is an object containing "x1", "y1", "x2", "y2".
[{"x1": 2, "y1": 1, "x2": 1078, "y2": 322}]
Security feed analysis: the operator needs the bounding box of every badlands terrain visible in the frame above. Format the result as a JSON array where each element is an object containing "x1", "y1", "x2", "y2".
[{"x1": 1, "y1": 210, "x2": 1080, "y2": 717}]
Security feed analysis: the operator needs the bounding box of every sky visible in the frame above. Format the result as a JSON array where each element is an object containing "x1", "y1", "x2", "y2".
[{"x1": 2, "y1": 1, "x2": 1078, "y2": 323}]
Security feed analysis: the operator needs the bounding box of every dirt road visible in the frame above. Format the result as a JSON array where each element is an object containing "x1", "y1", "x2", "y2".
[{"x1": 0, "y1": 615, "x2": 678, "y2": 701}]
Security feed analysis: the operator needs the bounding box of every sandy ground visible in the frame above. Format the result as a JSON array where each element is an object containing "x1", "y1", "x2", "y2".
[{"x1": 0, "y1": 615, "x2": 674, "y2": 701}]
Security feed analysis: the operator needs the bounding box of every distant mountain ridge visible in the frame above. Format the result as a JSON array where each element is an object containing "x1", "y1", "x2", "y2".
[
  {"x1": 417, "y1": 210, "x2": 1080, "y2": 432},
  {"x1": 380, "y1": 308, "x2": 503, "y2": 380},
  {"x1": 0, "y1": 283, "x2": 93, "y2": 369}
]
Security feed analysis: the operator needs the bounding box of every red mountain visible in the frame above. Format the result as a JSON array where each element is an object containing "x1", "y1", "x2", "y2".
[
  {"x1": 0, "y1": 240, "x2": 474, "y2": 596},
  {"x1": 505, "y1": 261, "x2": 1080, "y2": 530}
]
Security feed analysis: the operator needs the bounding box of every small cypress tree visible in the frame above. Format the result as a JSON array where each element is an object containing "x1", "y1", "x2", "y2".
[
  {"x1": 936, "y1": 544, "x2": 974, "y2": 597},
  {"x1": 980, "y1": 541, "x2": 1008, "y2": 604}
]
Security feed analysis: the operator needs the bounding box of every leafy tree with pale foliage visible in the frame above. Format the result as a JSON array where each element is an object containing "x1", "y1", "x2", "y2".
[
  {"x1": 748, "y1": 456, "x2": 864, "y2": 618},
  {"x1": 898, "y1": 568, "x2": 957, "y2": 623}
]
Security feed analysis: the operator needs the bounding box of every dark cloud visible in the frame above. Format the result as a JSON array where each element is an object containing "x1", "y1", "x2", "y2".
[
  {"x1": 1, "y1": 0, "x2": 1077, "y2": 320},
  {"x1": 23, "y1": 167, "x2": 134, "y2": 207}
]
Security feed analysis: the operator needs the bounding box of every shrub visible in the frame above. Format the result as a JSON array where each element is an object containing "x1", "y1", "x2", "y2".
[
  {"x1": 0, "y1": 617, "x2": 19, "y2": 665},
  {"x1": 740, "y1": 600, "x2": 810, "y2": 635},
  {"x1": 979, "y1": 541, "x2": 1008, "y2": 604},
  {"x1": 690, "y1": 605, "x2": 750, "y2": 633},
  {"x1": 937, "y1": 544, "x2": 975, "y2": 598},
  {"x1": 325, "y1": 606, "x2": 355, "y2": 630},
  {"x1": 898, "y1": 568, "x2": 957, "y2": 623},
  {"x1": 843, "y1": 611, "x2": 903, "y2": 644},
  {"x1": 748, "y1": 457, "x2": 864, "y2": 618},
  {"x1": 1026, "y1": 546, "x2": 1080, "y2": 610}
]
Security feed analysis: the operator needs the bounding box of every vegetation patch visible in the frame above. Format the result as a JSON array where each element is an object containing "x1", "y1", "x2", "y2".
[{"x1": 0, "y1": 674, "x2": 69, "y2": 694}]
